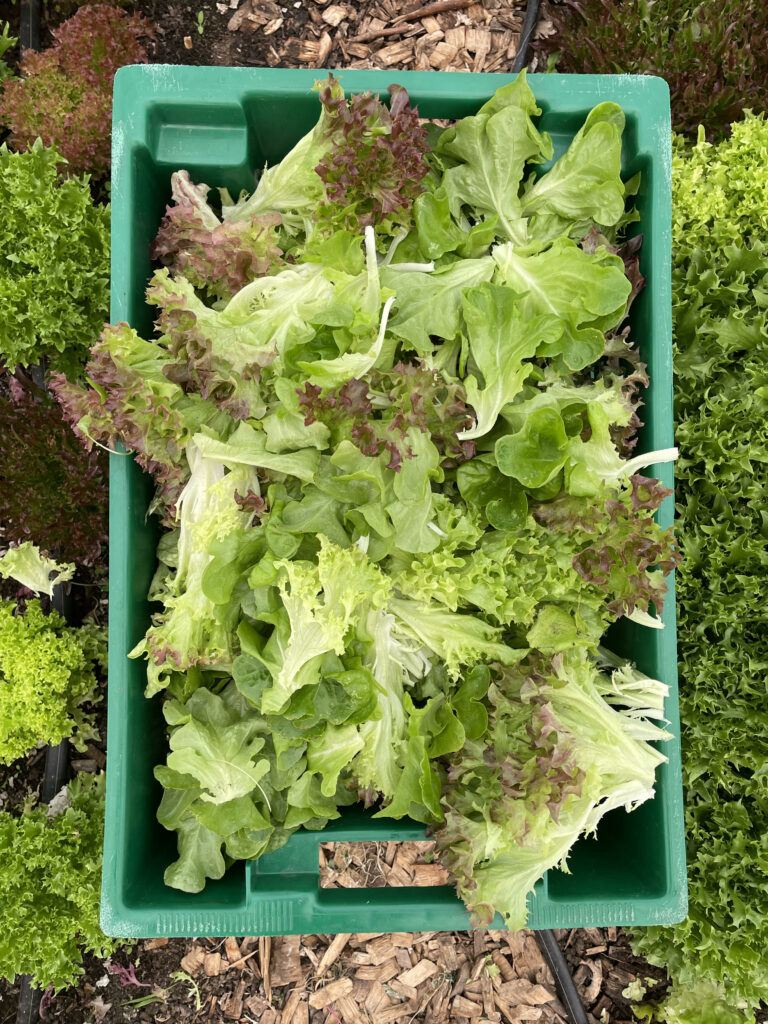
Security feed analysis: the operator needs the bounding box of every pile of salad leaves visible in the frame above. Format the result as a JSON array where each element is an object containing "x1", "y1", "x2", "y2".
[{"x1": 56, "y1": 72, "x2": 678, "y2": 927}]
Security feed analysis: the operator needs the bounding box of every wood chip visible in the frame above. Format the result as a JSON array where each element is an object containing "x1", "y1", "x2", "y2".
[
  {"x1": 453, "y1": 994, "x2": 484, "y2": 1017},
  {"x1": 228, "y1": 1, "x2": 252, "y2": 30},
  {"x1": 204, "y1": 952, "x2": 223, "y2": 977},
  {"x1": 245, "y1": 994, "x2": 270, "y2": 1016},
  {"x1": 503, "y1": 934, "x2": 552, "y2": 985},
  {"x1": 317, "y1": 933, "x2": 352, "y2": 978},
  {"x1": 222, "y1": 978, "x2": 246, "y2": 1020},
  {"x1": 335, "y1": 994, "x2": 365, "y2": 1023},
  {"x1": 388, "y1": 979, "x2": 418, "y2": 1003},
  {"x1": 143, "y1": 938, "x2": 169, "y2": 951},
  {"x1": 180, "y1": 945, "x2": 206, "y2": 976},
  {"x1": 375, "y1": 39, "x2": 415, "y2": 65},
  {"x1": 451, "y1": 961, "x2": 471, "y2": 997},
  {"x1": 270, "y1": 935, "x2": 305, "y2": 986},
  {"x1": 263, "y1": 16, "x2": 284, "y2": 34},
  {"x1": 497, "y1": 980, "x2": 554, "y2": 1006},
  {"x1": 317, "y1": 30, "x2": 333, "y2": 63},
  {"x1": 183, "y1": 35, "x2": 193, "y2": 49},
  {"x1": 260, "y1": 936, "x2": 272, "y2": 1003},
  {"x1": 578, "y1": 959, "x2": 603, "y2": 1004},
  {"x1": 308, "y1": 977, "x2": 354, "y2": 1009},
  {"x1": 398, "y1": 959, "x2": 439, "y2": 988},
  {"x1": 293, "y1": 1002, "x2": 309, "y2": 1024},
  {"x1": 365, "y1": 937, "x2": 394, "y2": 965},
  {"x1": 410, "y1": 863, "x2": 451, "y2": 886},
  {"x1": 481, "y1": 973, "x2": 496, "y2": 1019},
  {"x1": 224, "y1": 937, "x2": 241, "y2": 964},
  {"x1": 444, "y1": 25, "x2": 466, "y2": 47},
  {"x1": 427, "y1": 41, "x2": 459, "y2": 68},
  {"x1": 322, "y1": 3, "x2": 348, "y2": 26},
  {"x1": 365, "y1": 981, "x2": 391, "y2": 1015},
  {"x1": 376, "y1": 1005, "x2": 414, "y2": 1023},
  {"x1": 281, "y1": 988, "x2": 305, "y2": 1024},
  {"x1": 391, "y1": 0, "x2": 474, "y2": 24},
  {"x1": 491, "y1": 951, "x2": 515, "y2": 982}
]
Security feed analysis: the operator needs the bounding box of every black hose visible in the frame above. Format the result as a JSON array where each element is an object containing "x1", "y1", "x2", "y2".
[
  {"x1": 19, "y1": 0, "x2": 41, "y2": 51},
  {"x1": 535, "y1": 930, "x2": 590, "y2": 1024},
  {"x1": 512, "y1": 0, "x2": 541, "y2": 72}
]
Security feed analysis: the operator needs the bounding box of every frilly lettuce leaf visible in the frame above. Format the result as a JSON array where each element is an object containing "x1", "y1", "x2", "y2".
[
  {"x1": 259, "y1": 536, "x2": 391, "y2": 714},
  {"x1": 435, "y1": 648, "x2": 670, "y2": 929},
  {"x1": 389, "y1": 597, "x2": 525, "y2": 679},
  {"x1": 0, "y1": 542, "x2": 74, "y2": 597},
  {"x1": 152, "y1": 169, "x2": 283, "y2": 300}
]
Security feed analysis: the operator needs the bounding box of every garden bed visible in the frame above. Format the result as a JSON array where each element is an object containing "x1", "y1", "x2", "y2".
[{"x1": 2, "y1": 926, "x2": 667, "y2": 1024}]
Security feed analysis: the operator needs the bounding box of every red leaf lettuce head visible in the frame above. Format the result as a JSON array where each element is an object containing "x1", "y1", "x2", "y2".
[
  {"x1": 313, "y1": 74, "x2": 429, "y2": 233},
  {"x1": 152, "y1": 170, "x2": 283, "y2": 300}
]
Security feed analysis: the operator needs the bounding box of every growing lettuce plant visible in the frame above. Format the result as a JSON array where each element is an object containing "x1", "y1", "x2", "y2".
[
  {"x1": 630, "y1": 114, "x2": 768, "y2": 1021},
  {"x1": 0, "y1": 774, "x2": 116, "y2": 990},
  {"x1": 0, "y1": 598, "x2": 104, "y2": 765},
  {"x1": 0, "y1": 3, "x2": 153, "y2": 176},
  {"x1": 0, "y1": 143, "x2": 109, "y2": 375}
]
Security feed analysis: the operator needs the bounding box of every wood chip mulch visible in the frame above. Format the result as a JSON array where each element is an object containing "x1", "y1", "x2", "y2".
[
  {"x1": 222, "y1": 0, "x2": 555, "y2": 73},
  {"x1": 319, "y1": 840, "x2": 451, "y2": 889},
  {"x1": 177, "y1": 929, "x2": 571, "y2": 1024}
]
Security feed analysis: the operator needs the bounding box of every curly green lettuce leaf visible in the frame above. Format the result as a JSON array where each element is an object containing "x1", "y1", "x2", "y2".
[
  {"x1": 130, "y1": 440, "x2": 258, "y2": 694},
  {"x1": 259, "y1": 536, "x2": 392, "y2": 714},
  {"x1": 0, "y1": 542, "x2": 74, "y2": 598},
  {"x1": 0, "y1": 599, "x2": 103, "y2": 765},
  {"x1": 436, "y1": 649, "x2": 670, "y2": 929},
  {"x1": 389, "y1": 597, "x2": 524, "y2": 679}
]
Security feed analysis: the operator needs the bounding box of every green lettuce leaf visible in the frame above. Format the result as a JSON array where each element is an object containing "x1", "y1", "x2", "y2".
[
  {"x1": 459, "y1": 283, "x2": 560, "y2": 440},
  {"x1": 492, "y1": 237, "x2": 631, "y2": 370},
  {"x1": 0, "y1": 542, "x2": 74, "y2": 598}
]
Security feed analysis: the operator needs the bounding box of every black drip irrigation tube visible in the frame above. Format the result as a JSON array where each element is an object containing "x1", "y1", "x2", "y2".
[
  {"x1": 19, "y1": 0, "x2": 41, "y2": 51},
  {"x1": 535, "y1": 930, "x2": 590, "y2": 1024},
  {"x1": 512, "y1": 0, "x2": 541, "y2": 72}
]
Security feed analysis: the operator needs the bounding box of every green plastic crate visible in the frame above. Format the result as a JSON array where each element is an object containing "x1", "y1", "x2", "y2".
[{"x1": 101, "y1": 66, "x2": 687, "y2": 938}]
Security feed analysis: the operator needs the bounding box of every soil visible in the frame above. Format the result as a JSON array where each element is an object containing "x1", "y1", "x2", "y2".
[{"x1": 141, "y1": 0, "x2": 304, "y2": 69}]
